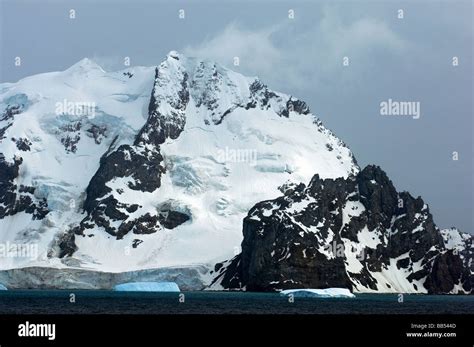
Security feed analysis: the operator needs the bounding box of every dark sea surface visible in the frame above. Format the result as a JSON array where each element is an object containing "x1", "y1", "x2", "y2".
[{"x1": 0, "y1": 291, "x2": 473, "y2": 314}]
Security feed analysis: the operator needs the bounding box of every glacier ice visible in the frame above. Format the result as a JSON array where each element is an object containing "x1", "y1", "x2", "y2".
[
  {"x1": 113, "y1": 281, "x2": 180, "y2": 292},
  {"x1": 280, "y1": 288, "x2": 354, "y2": 298}
]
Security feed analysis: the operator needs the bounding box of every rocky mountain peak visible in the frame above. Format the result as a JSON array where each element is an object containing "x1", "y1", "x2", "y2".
[{"x1": 212, "y1": 165, "x2": 472, "y2": 294}]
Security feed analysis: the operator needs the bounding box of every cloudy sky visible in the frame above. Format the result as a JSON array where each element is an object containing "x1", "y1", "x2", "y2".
[{"x1": 1, "y1": 0, "x2": 472, "y2": 233}]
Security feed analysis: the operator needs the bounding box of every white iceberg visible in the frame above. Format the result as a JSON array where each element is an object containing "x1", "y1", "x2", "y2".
[
  {"x1": 0, "y1": 284, "x2": 7, "y2": 290},
  {"x1": 113, "y1": 281, "x2": 180, "y2": 292},
  {"x1": 280, "y1": 288, "x2": 354, "y2": 298}
]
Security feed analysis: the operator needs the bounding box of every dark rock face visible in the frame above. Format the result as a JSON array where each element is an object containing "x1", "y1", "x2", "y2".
[
  {"x1": 83, "y1": 144, "x2": 165, "y2": 214},
  {"x1": 132, "y1": 239, "x2": 143, "y2": 248},
  {"x1": 57, "y1": 231, "x2": 78, "y2": 258},
  {"x1": 436, "y1": 228, "x2": 474, "y2": 293},
  {"x1": 213, "y1": 165, "x2": 472, "y2": 294},
  {"x1": 11, "y1": 137, "x2": 32, "y2": 151},
  {"x1": 0, "y1": 96, "x2": 28, "y2": 142},
  {"x1": 86, "y1": 125, "x2": 107, "y2": 144},
  {"x1": 0, "y1": 155, "x2": 48, "y2": 220},
  {"x1": 158, "y1": 210, "x2": 190, "y2": 230},
  {"x1": 136, "y1": 67, "x2": 189, "y2": 145},
  {"x1": 0, "y1": 123, "x2": 12, "y2": 142},
  {"x1": 246, "y1": 79, "x2": 310, "y2": 118},
  {"x1": 59, "y1": 120, "x2": 82, "y2": 153},
  {"x1": 0, "y1": 104, "x2": 23, "y2": 122}
]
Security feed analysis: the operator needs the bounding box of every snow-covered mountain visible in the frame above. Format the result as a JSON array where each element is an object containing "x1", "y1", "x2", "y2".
[
  {"x1": 0, "y1": 51, "x2": 357, "y2": 275},
  {"x1": 0, "y1": 52, "x2": 471, "y2": 292}
]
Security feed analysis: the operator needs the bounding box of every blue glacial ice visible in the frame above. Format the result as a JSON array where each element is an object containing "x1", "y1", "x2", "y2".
[{"x1": 113, "y1": 281, "x2": 180, "y2": 292}]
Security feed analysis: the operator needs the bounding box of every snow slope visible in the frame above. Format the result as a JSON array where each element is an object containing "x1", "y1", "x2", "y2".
[{"x1": 0, "y1": 60, "x2": 155, "y2": 270}]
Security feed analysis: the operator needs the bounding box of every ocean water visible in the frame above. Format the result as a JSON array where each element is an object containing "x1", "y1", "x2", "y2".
[{"x1": 0, "y1": 291, "x2": 473, "y2": 314}]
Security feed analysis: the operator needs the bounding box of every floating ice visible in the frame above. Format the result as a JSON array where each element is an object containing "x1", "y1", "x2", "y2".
[
  {"x1": 113, "y1": 281, "x2": 180, "y2": 292},
  {"x1": 0, "y1": 284, "x2": 7, "y2": 290},
  {"x1": 280, "y1": 288, "x2": 354, "y2": 298}
]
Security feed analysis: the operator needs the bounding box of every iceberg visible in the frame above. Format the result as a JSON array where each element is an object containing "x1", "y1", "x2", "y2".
[
  {"x1": 280, "y1": 288, "x2": 354, "y2": 298},
  {"x1": 0, "y1": 284, "x2": 7, "y2": 290},
  {"x1": 113, "y1": 281, "x2": 180, "y2": 292}
]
